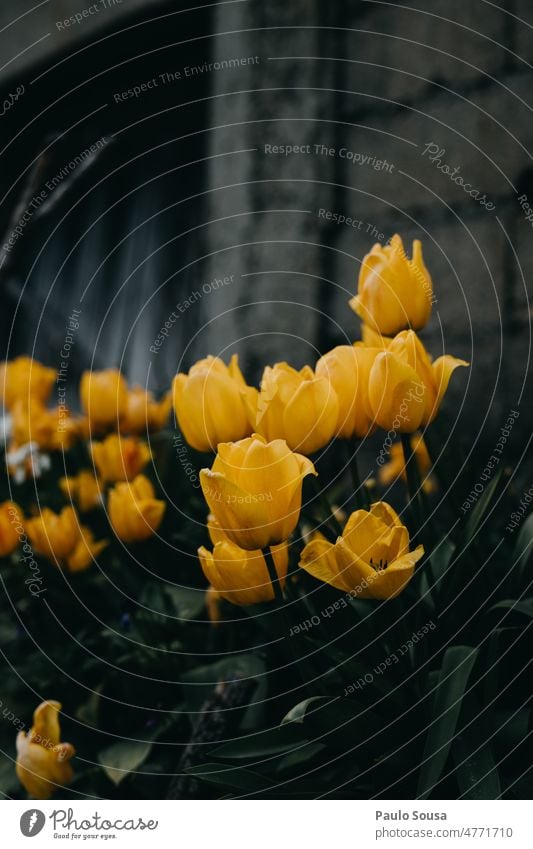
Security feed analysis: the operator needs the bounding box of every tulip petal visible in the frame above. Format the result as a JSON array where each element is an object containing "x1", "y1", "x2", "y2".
[
  {"x1": 299, "y1": 537, "x2": 349, "y2": 592},
  {"x1": 358, "y1": 544, "x2": 424, "y2": 600},
  {"x1": 431, "y1": 355, "x2": 469, "y2": 416}
]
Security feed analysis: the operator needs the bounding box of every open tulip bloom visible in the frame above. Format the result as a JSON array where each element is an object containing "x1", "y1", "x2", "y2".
[{"x1": 299, "y1": 502, "x2": 424, "y2": 600}]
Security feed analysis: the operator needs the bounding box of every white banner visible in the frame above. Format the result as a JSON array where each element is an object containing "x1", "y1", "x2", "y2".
[{"x1": 1, "y1": 800, "x2": 530, "y2": 848}]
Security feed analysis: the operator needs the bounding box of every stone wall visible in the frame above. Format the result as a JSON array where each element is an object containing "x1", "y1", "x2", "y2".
[{"x1": 203, "y1": 0, "x2": 532, "y2": 452}]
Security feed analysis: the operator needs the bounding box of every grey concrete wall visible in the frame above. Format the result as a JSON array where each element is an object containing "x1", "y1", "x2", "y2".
[
  {"x1": 0, "y1": 0, "x2": 156, "y2": 85},
  {"x1": 203, "y1": 0, "x2": 532, "y2": 449}
]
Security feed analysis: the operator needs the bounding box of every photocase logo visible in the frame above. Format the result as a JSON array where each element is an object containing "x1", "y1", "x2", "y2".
[{"x1": 20, "y1": 809, "x2": 46, "y2": 837}]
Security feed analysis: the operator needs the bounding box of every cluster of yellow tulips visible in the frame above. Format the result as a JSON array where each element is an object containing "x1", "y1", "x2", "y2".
[
  {"x1": 171, "y1": 235, "x2": 467, "y2": 608},
  {"x1": 1, "y1": 233, "x2": 469, "y2": 798}
]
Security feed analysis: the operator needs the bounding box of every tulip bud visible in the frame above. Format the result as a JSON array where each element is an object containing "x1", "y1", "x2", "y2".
[
  {"x1": 367, "y1": 351, "x2": 426, "y2": 433},
  {"x1": 252, "y1": 363, "x2": 339, "y2": 455},
  {"x1": 316, "y1": 346, "x2": 379, "y2": 439},
  {"x1": 80, "y1": 369, "x2": 128, "y2": 431},
  {"x1": 59, "y1": 471, "x2": 102, "y2": 512},
  {"x1": 0, "y1": 357, "x2": 56, "y2": 411},
  {"x1": 108, "y1": 475, "x2": 166, "y2": 542},
  {"x1": 350, "y1": 235, "x2": 433, "y2": 336},
  {"x1": 200, "y1": 434, "x2": 316, "y2": 550},
  {"x1": 91, "y1": 434, "x2": 151, "y2": 482},
  {"x1": 388, "y1": 330, "x2": 468, "y2": 425},
  {"x1": 173, "y1": 355, "x2": 256, "y2": 452},
  {"x1": 198, "y1": 540, "x2": 289, "y2": 605},
  {"x1": 0, "y1": 501, "x2": 23, "y2": 556},
  {"x1": 120, "y1": 388, "x2": 172, "y2": 435},
  {"x1": 16, "y1": 701, "x2": 75, "y2": 799},
  {"x1": 25, "y1": 506, "x2": 107, "y2": 572},
  {"x1": 378, "y1": 434, "x2": 436, "y2": 494}
]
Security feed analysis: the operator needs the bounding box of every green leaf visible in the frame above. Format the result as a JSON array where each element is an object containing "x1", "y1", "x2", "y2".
[
  {"x1": 281, "y1": 696, "x2": 329, "y2": 725},
  {"x1": 417, "y1": 645, "x2": 478, "y2": 799},
  {"x1": 453, "y1": 694, "x2": 501, "y2": 800},
  {"x1": 181, "y1": 654, "x2": 265, "y2": 717},
  {"x1": 462, "y1": 470, "x2": 502, "y2": 543},
  {"x1": 514, "y1": 513, "x2": 533, "y2": 578},
  {"x1": 489, "y1": 599, "x2": 533, "y2": 620},
  {"x1": 185, "y1": 762, "x2": 272, "y2": 792},
  {"x1": 98, "y1": 740, "x2": 153, "y2": 786},
  {"x1": 164, "y1": 586, "x2": 205, "y2": 621},
  {"x1": 275, "y1": 742, "x2": 326, "y2": 774},
  {"x1": 211, "y1": 725, "x2": 311, "y2": 761},
  {"x1": 431, "y1": 535, "x2": 456, "y2": 579}
]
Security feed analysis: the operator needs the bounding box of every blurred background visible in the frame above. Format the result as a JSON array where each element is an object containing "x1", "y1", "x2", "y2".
[{"x1": 0, "y1": 0, "x2": 531, "y2": 454}]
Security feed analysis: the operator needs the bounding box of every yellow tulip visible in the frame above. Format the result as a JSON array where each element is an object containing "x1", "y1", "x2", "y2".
[
  {"x1": 120, "y1": 387, "x2": 172, "y2": 435},
  {"x1": 378, "y1": 434, "x2": 436, "y2": 494},
  {"x1": 367, "y1": 351, "x2": 427, "y2": 433},
  {"x1": 108, "y1": 475, "x2": 166, "y2": 542},
  {"x1": 251, "y1": 363, "x2": 339, "y2": 454},
  {"x1": 59, "y1": 471, "x2": 102, "y2": 512},
  {"x1": 299, "y1": 501, "x2": 424, "y2": 600},
  {"x1": 16, "y1": 701, "x2": 75, "y2": 799},
  {"x1": 25, "y1": 506, "x2": 107, "y2": 572},
  {"x1": 173, "y1": 355, "x2": 256, "y2": 452},
  {"x1": 316, "y1": 346, "x2": 380, "y2": 439},
  {"x1": 91, "y1": 434, "x2": 151, "y2": 482},
  {"x1": 207, "y1": 513, "x2": 227, "y2": 545},
  {"x1": 360, "y1": 323, "x2": 394, "y2": 349},
  {"x1": 350, "y1": 234, "x2": 433, "y2": 335},
  {"x1": 0, "y1": 357, "x2": 56, "y2": 411},
  {"x1": 200, "y1": 434, "x2": 316, "y2": 550},
  {"x1": 80, "y1": 368, "x2": 128, "y2": 431},
  {"x1": 387, "y1": 330, "x2": 469, "y2": 426},
  {"x1": 0, "y1": 501, "x2": 23, "y2": 556},
  {"x1": 67, "y1": 527, "x2": 109, "y2": 573},
  {"x1": 11, "y1": 398, "x2": 81, "y2": 452},
  {"x1": 198, "y1": 540, "x2": 289, "y2": 605}
]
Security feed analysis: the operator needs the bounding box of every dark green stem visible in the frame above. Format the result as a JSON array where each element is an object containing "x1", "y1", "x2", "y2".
[
  {"x1": 401, "y1": 434, "x2": 421, "y2": 532},
  {"x1": 263, "y1": 546, "x2": 284, "y2": 604},
  {"x1": 310, "y1": 476, "x2": 343, "y2": 537},
  {"x1": 348, "y1": 441, "x2": 369, "y2": 510}
]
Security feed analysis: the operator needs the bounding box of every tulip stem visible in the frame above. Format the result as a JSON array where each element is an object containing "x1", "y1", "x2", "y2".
[
  {"x1": 348, "y1": 443, "x2": 370, "y2": 511},
  {"x1": 401, "y1": 434, "x2": 421, "y2": 531},
  {"x1": 310, "y1": 477, "x2": 343, "y2": 538},
  {"x1": 262, "y1": 547, "x2": 284, "y2": 605}
]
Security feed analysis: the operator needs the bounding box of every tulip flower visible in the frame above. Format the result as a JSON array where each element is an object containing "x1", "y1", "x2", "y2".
[
  {"x1": 173, "y1": 355, "x2": 256, "y2": 452},
  {"x1": 10, "y1": 399, "x2": 80, "y2": 452},
  {"x1": 250, "y1": 363, "x2": 339, "y2": 455},
  {"x1": 59, "y1": 471, "x2": 102, "y2": 512},
  {"x1": 91, "y1": 434, "x2": 151, "y2": 482},
  {"x1": 207, "y1": 513, "x2": 227, "y2": 545},
  {"x1": 378, "y1": 434, "x2": 436, "y2": 494},
  {"x1": 316, "y1": 346, "x2": 380, "y2": 439},
  {"x1": 16, "y1": 701, "x2": 75, "y2": 799},
  {"x1": 299, "y1": 501, "x2": 424, "y2": 600},
  {"x1": 360, "y1": 323, "x2": 394, "y2": 349},
  {"x1": 367, "y1": 351, "x2": 427, "y2": 433},
  {"x1": 350, "y1": 234, "x2": 433, "y2": 336},
  {"x1": 26, "y1": 506, "x2": 108, "y2": 572},
  {"x1": 0, "y1": 501, "x2": 23, "y2": 557},
  {"x1": 108, "y1": 475, "x2": 166, "y2": 542},
  {"x1": 0, "y1": 357, "x2": 56, "y2": 411},
  {"x1": 80, "y1": 368, "x2": 128, "y2": 431},
  {"x1": 198, "y1": 540, "x2": 289, "y2": 605},
  {"x1": 120, "y1": 387, "x2": 172, "y2": 435},
  {"x1": 387, "y1": 330, "x2": 468, "y2": 426},
  {"x1": 200, "y1": 434, "x2": 316, "y2": 550}
]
